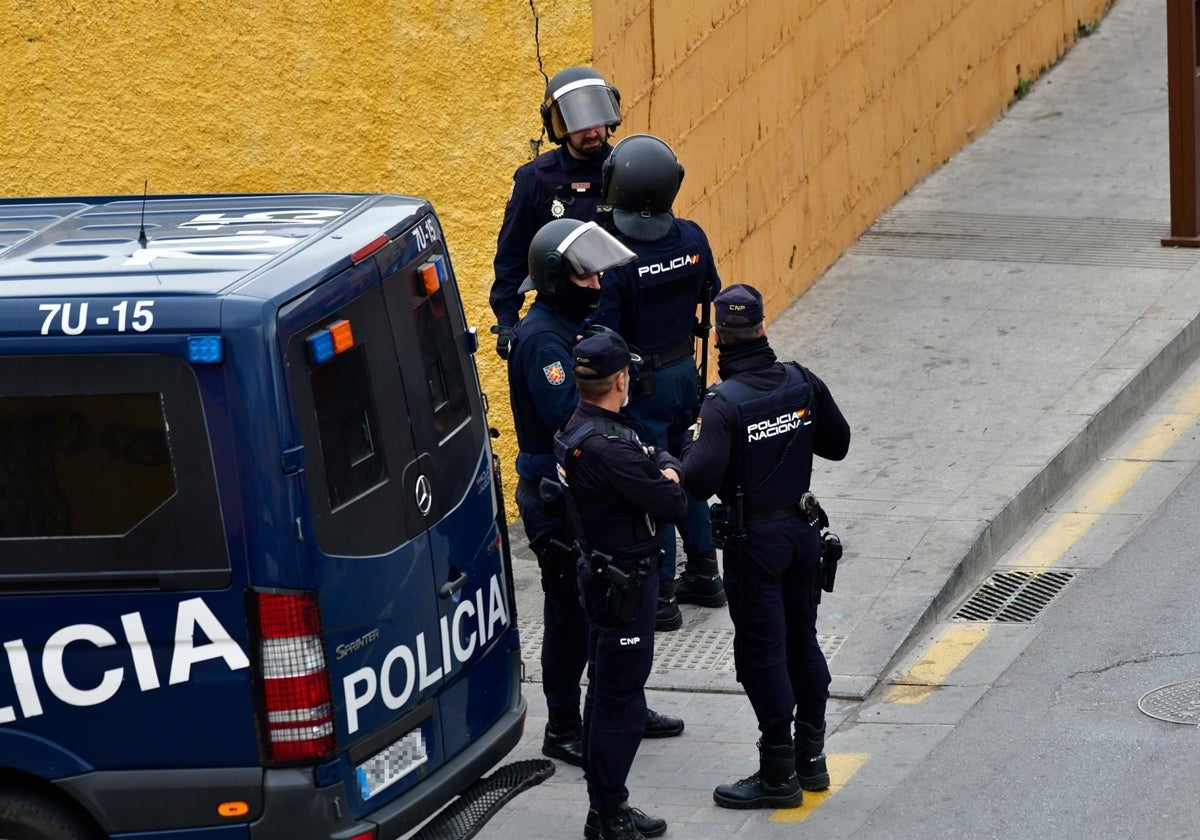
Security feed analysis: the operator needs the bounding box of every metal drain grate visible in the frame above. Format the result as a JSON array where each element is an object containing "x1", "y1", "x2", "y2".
[
  {"x1": 1138, "y1": 679, "x2": 1200, "y2": 725},
  {"x1": 855, "y1": 211, "x2": 1200, "y2": 271},
  {"x1": 517, "y1": 618, "x2": 845, "y2": 672},
  {"x1": 951, "y1": 569, "x2": 1076, "y2": 623}
]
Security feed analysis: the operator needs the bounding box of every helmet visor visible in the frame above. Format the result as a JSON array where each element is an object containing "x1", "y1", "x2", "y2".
[
  {"x1": 560, "y1": 222, "x2": 636, "y2": 276},
  {"x1": 549, "y1": 80, "x2": 621, "y2": 136}
]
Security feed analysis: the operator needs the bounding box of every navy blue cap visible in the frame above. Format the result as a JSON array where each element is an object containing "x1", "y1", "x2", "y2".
[
  {"x1": 714, "y1": 283, "x2": 764, "y2": 327},
  {"x1": 573, "y1": 330, "x2": 643, "y2": 379}
]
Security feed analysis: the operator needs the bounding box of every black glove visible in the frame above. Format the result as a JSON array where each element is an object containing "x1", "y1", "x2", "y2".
[{"x1": 490, "y1": 324, "x2": 513, "y2": 360}]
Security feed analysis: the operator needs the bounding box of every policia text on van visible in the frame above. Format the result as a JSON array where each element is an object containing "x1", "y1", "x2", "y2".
[{"x1": 0, "y1": 194, "x2": 548, "y2": 840}]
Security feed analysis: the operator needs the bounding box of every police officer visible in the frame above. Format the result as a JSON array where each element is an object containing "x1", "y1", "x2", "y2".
[
  {"x1": 681, "y1": 284, "x2": 851, "y2": 809},
  {"x1": 490, "y1": 66, "x2": 623, "y2": 359},
  {"x1": 591, "y1": 134, "x2": 726, "y2": 632},
  {"x1": 554, "y1": 330, "x2": 686, "y2": 840},
  {"x1": 508, "y1": 218, "x2": 684, "y2": 769}
]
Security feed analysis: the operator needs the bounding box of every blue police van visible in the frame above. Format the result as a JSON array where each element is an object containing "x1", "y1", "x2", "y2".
[{"x1": 0, "y1": 194, "x2": 543, "y2": 839}]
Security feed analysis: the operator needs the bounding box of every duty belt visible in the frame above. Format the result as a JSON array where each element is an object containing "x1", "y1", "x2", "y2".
[
  {"x1": 585, "y1": 550, "x2": 662, "y2": 575},
  {"x1": 641, "y1": 338, "x2": 693, "y2": 372},
  {"x1": 744, "y1": 502, "x2": 805, "y2": 525},
  {"x1": 745, "y1": 492, "x2": 825, "y2": 526}
]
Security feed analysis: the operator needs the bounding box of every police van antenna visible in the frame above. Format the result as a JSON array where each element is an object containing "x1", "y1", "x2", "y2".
[{"x1": 137, "y1": 180, "x2": 149, "y2": 250}]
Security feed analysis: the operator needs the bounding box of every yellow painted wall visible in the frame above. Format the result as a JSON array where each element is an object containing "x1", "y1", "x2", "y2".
[
  {"x1": 0, "y1": 0, "x2": 594, "y2": 518},
  {"x1": 2, "y1": 0, "x2": 1114, "y2": 525},
  {"x1": 595, "y1": 0, "x2": 1113, "y2": 321}
]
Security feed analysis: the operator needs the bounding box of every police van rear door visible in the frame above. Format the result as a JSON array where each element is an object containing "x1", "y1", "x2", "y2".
[
  {"x1": 374, "y1": 213, "x2": 513, "y2": 761},
  {"x1": 278, "y1": 208, "x2": 513, "y2": 819}
]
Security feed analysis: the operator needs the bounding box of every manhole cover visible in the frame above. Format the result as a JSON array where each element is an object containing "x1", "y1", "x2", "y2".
[
  {"x1": 1138, "y1": 679, "x2": 1200, "y2": 725},
  {"x1": 951, "y1": 569, "x2": 1076, "y2": 623}
]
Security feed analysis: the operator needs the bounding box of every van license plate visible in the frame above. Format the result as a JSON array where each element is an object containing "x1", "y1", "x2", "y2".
[{"x1": 355, "y1": 729, "x2": 428, "y2": 800}]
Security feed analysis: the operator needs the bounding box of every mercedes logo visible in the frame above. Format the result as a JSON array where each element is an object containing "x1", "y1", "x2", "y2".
[{"x1": 415, "y1": 474, "x2": 433, "y2": 516}]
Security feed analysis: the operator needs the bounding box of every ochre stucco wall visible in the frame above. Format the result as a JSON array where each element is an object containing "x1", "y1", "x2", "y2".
[
  {"x1": 3, "y1": 1, "x2": 1116, "y2": 525},
  {"x1": 0, "y1": 0, "x2": 594, "y2": 516},
  {"x1": 595, "y1": 0, "x2": 1114, "y2": 322}
]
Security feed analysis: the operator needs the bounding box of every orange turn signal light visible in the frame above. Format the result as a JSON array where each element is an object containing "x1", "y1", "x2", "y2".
[{"x1": 329, "y1": 319, "x2": 354, "y2": 353}]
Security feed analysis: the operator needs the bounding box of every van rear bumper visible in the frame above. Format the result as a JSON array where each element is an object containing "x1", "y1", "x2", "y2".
[
  {"x1": 253, "y1": 690, "x2": 527, "y2": 840},
  {"x1": 53, "y1": 660, "x2": 527, "y2": 839}
]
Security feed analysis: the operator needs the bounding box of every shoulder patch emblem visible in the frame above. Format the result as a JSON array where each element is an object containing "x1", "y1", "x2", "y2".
[
  {"x1": 692, "y1": 418, "x2": 702, "y2": 441},
  {"x1": 543, "y1": 361, "x2": 566, "y2": 386}
]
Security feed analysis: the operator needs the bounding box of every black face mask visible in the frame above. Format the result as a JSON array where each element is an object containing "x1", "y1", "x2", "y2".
[{"x1": 554, "y1": 281, "x2": 602, "y2": 323}]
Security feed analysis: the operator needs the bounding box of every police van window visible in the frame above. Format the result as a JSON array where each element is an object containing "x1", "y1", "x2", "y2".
[
  {"x1": 414, "y1": 286, "x2": 470, "y2": 439},
  {"x1": 0, "y1": 394, "x2": 173, "y2": 537},
  {"x1": 286, "y1": 281, "x2": 420, "y2": 557},
  {"x1": 0, "y1": 354, "x2": 229, "y2": 591},
  {"x1": 310, "y1": 345, "x2": 387, "y2": 510}
]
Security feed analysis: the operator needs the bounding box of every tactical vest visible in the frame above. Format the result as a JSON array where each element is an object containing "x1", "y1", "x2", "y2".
[
  {"x1": 623, "y1": 221, "x2": 713, "y2": 356},
  {"x1": 710, "y1": 363, "x2": 817, "y2": 510},
  {"x1": 553, "y1": 417, "x2": 658, "y2": 557},
  {"x1": 533, "y1": 152, "x2": 608, "y2": 226}
]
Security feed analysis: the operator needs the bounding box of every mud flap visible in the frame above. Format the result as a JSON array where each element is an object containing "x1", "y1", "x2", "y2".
[{"x1": 410, "y1": 759, "x2": 555, "y2": 840}]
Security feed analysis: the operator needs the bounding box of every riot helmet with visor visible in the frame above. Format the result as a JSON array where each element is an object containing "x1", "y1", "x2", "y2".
[
  {"x1": 521, "y1": 219, "x2": 636, "y2": 298},
  {"x1": 541, "y1": 66, "x2": 622, "y2": 146}
]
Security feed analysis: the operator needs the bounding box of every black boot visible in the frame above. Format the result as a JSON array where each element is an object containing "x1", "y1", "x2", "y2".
[
  {"x1": 655, "y1": 579, "x2": 682, "y2": 632},
  {"x1": 643, "y1": 707, "x2": 684, "y2": 738},
  {"x1": 795, "y1": 720, "x2": 830, "y2": 791},
  {"x1": 584, "y1": 804, "x2": 665, "y2": 839},
  {"x1": 542, "y1": 717, "x2": 583, "y2": 767},
  {"x1": 675, "y1": 552, "x2": 727, "y2": 607},
  {"x1": 586, "y1": 804, "x2": 648, "y2": 840},
  {"x1": 713, "y1": 740, "x2": 803, "y2": 809}
]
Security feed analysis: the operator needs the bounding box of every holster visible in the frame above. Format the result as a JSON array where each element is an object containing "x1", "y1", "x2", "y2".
[
  {"x1": 538, "y1": 476, "x2": 566, "y2": 517},
  {"x1": 819, "y1": 532, "x2": 842, "y2": 594},
  {"x1": 589, "y1": 551, "x2": 657, "y2": 623},
  {"x1": 635, "y1": 370, "x2": 655, "y2": 396},
  {"x1": 539, "y1": 537, "x2": 581, "y2": 600},
  {"x1": 709, "y1": 494, "x2": 747, "y2": 553}
]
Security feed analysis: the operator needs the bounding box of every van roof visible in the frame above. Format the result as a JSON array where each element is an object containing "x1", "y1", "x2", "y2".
[{"x1": 0, "y1": 193, "x2": 428, "y2": 300}]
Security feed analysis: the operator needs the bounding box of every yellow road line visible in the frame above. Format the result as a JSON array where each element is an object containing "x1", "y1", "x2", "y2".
[
  {"x1": 768, "y1": 753, "x2": 870, "y2": 823},
  {"x1": 873, "y1": 370, "x2": 1200, "y2": 708},
  {"x1": 883, "y1": 625, "x2": 990, "y2": 704}
]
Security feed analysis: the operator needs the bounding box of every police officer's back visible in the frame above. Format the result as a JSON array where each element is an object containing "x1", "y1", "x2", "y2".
[
  {"x1": 490, "y1": 66, "x2": 622, "y2": 358},
  {"x1": 555, "y1": 330, "x2": 686, "y2": 840},
  {"x1": 590, "y1": 134, "x2": 727, "y2": 629},
  {"x1": 682, "y1": 283, "x2": 850, "y2": 811}
]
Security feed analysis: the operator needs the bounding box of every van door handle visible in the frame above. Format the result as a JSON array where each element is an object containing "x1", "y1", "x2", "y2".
[{"x1": 440, "y1": 572, "x2": 468, "y2": 599}]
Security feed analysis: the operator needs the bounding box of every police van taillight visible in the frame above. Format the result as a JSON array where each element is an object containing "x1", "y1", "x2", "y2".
[{"x1": 251, "y1": 590, "x2": 336, "y2": 763}]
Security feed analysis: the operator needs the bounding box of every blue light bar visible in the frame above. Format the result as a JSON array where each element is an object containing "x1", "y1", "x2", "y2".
[
  {"x1": 306, "y1": 329, "x2": 335, "y2": 365},
  {"x1": 187, "y1": 335, "x2": 224, "y2": 364}
]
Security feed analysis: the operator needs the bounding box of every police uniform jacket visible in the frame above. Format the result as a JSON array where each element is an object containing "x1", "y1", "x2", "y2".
[
  {"x1": 507, "y1": 299, "x2": 584, "y2": 482},
  {"x1": 491, "y1": 145, "x2": 612, "y2": 329},
  {"x1": 591, "y1": 219, "x2": 721, "y2": 359},
  {"x1": 559, "y1": 402, "x2": 688, "y2": 558},
  {"x1": 682, "y1": 340, "x2": 850, "y2": 510}
]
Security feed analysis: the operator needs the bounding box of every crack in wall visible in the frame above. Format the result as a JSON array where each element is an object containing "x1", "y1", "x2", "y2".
[{"x1": 528, "y1": 0, "x2": 548, "y2": 158}]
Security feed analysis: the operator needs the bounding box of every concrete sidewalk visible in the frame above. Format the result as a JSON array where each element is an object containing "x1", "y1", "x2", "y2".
[{"x1": 487, "y1": 0, "x2": 1196, "y2": 833}]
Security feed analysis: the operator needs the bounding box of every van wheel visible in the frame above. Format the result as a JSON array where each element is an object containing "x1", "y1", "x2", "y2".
[{"x1": 0, "y1": 788, "x2": 101, "y2": 840}]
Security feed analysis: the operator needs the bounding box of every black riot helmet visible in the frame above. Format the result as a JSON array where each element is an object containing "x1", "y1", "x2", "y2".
[
  {"x1": 520, "y1": 218, "x2": 635, "y2": 302},
  {"x1": 541, "y1": 66, "x2": 622, "y2": 145},
  {"x1": 602, "y1": 134, "x2": 686, "y2": 241}
]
